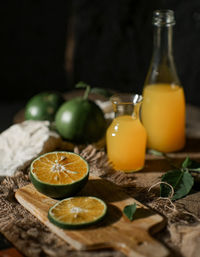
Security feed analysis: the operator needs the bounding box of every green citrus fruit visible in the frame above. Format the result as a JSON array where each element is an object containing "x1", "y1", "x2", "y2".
[
  {"x1": 25, "y1": 92, "x2": 64, "y2": 121},
  {"x1": 30, "y1": 151, "x2": 89, "y2": 199},
  {"x1": 48, "y1": 196, "x2": 107, "y2": 229},
  {"x1": 55, "y1": 98, "x2": 106, "y2": 144}
]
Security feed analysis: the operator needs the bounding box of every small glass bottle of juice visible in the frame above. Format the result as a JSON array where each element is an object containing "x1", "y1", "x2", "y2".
[
  {"x1": 106, "y1": 94, "x2": 147, "y2": 172},
  {"x1": 142, "y1": 10, "x2": 185, "y2": 153}
]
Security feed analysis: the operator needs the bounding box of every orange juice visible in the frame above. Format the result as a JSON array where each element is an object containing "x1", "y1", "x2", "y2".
[
  {"x1": 142, "y1": 84, "x2": 185, "y2": 152},
  {"x1": 106, "y1": 115, "x2": 147, "y2": 172}
]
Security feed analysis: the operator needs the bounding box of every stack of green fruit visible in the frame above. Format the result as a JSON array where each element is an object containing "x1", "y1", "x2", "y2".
[{"x1": 25, "y1": 82, "x2": 110, "y2": 145}]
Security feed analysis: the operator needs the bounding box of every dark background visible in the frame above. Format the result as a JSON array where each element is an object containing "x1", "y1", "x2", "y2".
[{"x1": 1, "y1": 0, "x2": 200, "y2": 131}]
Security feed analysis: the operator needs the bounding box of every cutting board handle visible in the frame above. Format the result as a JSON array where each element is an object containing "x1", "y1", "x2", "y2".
[{"x1": 87, "y1": 230, "x2": 169, "y2": 257}]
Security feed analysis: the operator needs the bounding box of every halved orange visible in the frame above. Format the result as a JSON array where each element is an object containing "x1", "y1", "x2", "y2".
[
  {"x1": 30, "y1": 151, "x2": 89, "y2": 199},
  {"x1": 48, "y1": 196, "x2": 107, "y2": 229}
]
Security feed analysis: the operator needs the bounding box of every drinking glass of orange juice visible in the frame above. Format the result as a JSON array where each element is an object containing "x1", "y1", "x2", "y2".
[{"x1": 106, "y1": 94, "x2": 147, "y2": 172}]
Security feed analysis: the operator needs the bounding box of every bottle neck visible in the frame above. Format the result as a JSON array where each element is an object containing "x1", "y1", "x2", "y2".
[
  {"x1": 144, "y1": 23, "x2": 180, "y2": 85},
  {"x1": 113, "y1": 103, "x2": 134, "y2": 118},
  {"x1": 111, "y1": 95, "x2": 143, "y2": 120},
  {"x1": 153, "y1": 25, "x2": 173, "y2": 60}
]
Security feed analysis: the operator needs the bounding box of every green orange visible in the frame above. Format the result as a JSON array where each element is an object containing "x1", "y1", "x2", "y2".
[
  {"x1": 25, "y1": 92, "x2": 64, "y2": 121},
  {"x1": 55, "y1": 98, "x2": 106, "y2": 144},
  {"x1": 30, "y1": 151, "x2": 89, "y2": 199}
]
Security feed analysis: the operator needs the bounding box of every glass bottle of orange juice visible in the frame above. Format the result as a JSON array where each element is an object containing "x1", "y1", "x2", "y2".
[
  {"x1": 106, "y1": 94, "x2": 147, "y2": 172},
  {"x1": 142, "y1": 10, "x2": 185, "y2": 153}
]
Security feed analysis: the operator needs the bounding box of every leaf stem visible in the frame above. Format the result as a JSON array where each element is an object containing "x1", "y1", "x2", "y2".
[
  {"x1": 83, "y1": 85, "x2": 91, "y2": 100},
  {"x1": 75, "y1": 82, "x2": 91, "y2": 100}
]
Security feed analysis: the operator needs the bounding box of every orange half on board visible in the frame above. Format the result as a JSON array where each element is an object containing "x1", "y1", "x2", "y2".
[{"x1": 30, "y1": 151, "x2": 89, "y2": 199}]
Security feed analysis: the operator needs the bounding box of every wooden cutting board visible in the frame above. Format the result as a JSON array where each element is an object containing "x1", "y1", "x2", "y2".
[{"x1": 15, "y1": 176, "x2": 170, "y2": 257}]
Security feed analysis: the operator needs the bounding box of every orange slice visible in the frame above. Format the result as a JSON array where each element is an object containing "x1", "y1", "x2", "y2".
[
  {"x1": 48, "y1": 196, "x2": 107, "y2": 229},
  {"x1": 30, "y1": 151, "x2": 89, "y2": 198}
]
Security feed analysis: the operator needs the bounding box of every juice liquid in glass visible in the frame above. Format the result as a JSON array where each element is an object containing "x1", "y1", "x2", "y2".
[
  {"x1": 142, "y1": 10, "x2": 186, "y2": 153},
  {"x1": 106, "y1": 95, "x2": 147, "y2": 172},
  {"x1": 142, "y1": 83, "x2": 185, "y2": 153}
]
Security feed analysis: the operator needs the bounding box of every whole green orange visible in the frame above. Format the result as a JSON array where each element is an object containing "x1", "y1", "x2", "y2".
[
  {"x1": 25, "y1": 92, "x2": 64, "y2": 121},
  {"x1": 55, "y1": 98, "x2": 106, "y2": 144}
]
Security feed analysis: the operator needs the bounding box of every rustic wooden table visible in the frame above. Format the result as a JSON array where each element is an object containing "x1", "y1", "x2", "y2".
[{"x1": 0, "y1": 96, "x2": 200, "y2": 257}]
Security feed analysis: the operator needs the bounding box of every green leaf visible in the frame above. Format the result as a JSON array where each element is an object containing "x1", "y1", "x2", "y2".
[
  {"x1": 75, "y1": 81, "x2": 89, "y2": 89},
  {"x1": 161, "y1": 169, "x2": 194, "y2": 200},
  {"x1": 148, "y1": 149, "x2": 164, "y2": 157},
  {"x1": 181, "y1": 157, "x2": 200, "y2": 173},
  {"x1": 75, "y1": 82, "x2": 113, "y2": 99},
  {"x1": 182, "y1": 157, "x2": 200, "y2": 169},
  {"x1": 188, "y1": 167, "x2": 200, "y2": 172},
  {"x1": 182, "y1": 157, "x2": 193, "y2": 168},
  {"x1": 90, "y1": 87, "x2": 113, "y2": 98},
  {"x1": 123, "y1": 203, "x2": 137, "y2": 221}
]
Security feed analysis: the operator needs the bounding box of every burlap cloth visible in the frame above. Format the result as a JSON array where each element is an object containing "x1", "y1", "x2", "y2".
[{"x1": 1, "y1": 104, "x2": 200, "y2": 257}]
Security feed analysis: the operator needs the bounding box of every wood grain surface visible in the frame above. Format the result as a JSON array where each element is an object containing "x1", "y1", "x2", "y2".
[{"x1": 15, "y1": 175, "x2": 170, "y2": 257}]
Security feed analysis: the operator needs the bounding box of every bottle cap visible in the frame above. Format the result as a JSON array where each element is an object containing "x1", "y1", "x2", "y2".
[{"x1": 153, "y1": 9, "x2": 175, "y2": 26}]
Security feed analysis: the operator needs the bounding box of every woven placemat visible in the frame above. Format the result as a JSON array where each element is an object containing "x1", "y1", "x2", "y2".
[{"x1": 1, "y1": 145, "x2": 200, "y2": 257}]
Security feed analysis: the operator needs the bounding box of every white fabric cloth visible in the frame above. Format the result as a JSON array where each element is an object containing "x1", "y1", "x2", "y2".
[{"x1": 0, "y1": 120, "x2": 61, "y2": 176}]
